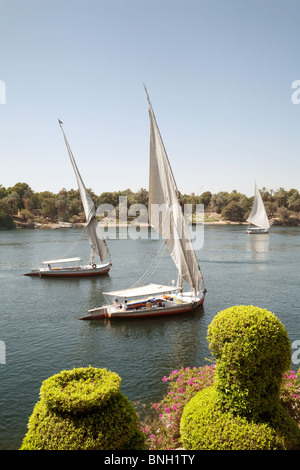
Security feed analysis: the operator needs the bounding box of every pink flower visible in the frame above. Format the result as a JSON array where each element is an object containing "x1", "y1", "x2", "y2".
[
  {"x1": 188, "y1": 377, "x2": 196, "y2": 385},
  {"x1": 162, "y1": 376, "x2": 168, "y2": 382},
  {"x1": 172, "y1": 403, "x2": 181, "y2": 410},
  {"x1": 178, "y1": 388, "x2": 184, "y2": 393}
]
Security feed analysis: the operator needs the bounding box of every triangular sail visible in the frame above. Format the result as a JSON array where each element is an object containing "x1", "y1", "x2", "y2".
[
  {"x1": 145, "y1": 87, "x2": 203, "y2": 294},
  {"x1": 58, "y1": 120, "x2": 110, "y2": 262},
  {"x1": 247, "y1": 182, "x2": 270, "y2": 230}
]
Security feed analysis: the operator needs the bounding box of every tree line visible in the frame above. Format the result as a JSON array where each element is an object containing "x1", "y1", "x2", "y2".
[{"x1": 0, "y1": 182, "x2": 300, "y2": 229}]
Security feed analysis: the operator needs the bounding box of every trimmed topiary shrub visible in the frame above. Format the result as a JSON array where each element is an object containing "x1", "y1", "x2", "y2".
[
  {"x1": 181, "y1": 386, "x2": 300, "y2": 450},
  {"x1": 180, "y1": 305, "x2": 300, "y2": 450},
  {"x1": 207, "y1": 305, "x2": 291, "y2": 420},
  {"x1": 20, "y1": 366, "x2": 145, "y2": 450}
]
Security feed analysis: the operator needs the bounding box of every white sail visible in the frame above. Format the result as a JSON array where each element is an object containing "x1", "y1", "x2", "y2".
[
  {"x1": 145, "y1": 87, "x2": 203, "y2": 295},
  {"x1": 58, "y1": 120, "x2": 110, "y2": 262},
  {"x1": 247, "y1": 182, "x2": 270, "y2": 230}
]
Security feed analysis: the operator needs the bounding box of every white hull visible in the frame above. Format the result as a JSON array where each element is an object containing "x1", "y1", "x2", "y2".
[
  {"x1": 246, "y1": 227, "x2": 269, "y2": 234},
  {"x1": 80, "y1": 291, "x2": 205, "y2": 320},
  {"x1": 24, "y1": 262, "x2": 111, "y2": 277}
]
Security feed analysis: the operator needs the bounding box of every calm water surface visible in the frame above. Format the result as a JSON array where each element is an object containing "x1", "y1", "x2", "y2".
[{"x1": 0, "y1": 225, "x2": 299, "y2": 449}]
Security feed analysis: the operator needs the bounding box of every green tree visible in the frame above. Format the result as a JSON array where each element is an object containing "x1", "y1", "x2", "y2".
[
  {"x1": 210, "y1": 192, "x2": 229, "y2": 213},
  {"x1": 55, "y1": 189, "x2": 68, "y2": 220},
  {"x1": 9, "y1": 182, "x2": 33, "y2": 210},
  {"x1": 287, "y1": 189, "x2": 300, "y2": 212},
  {"x1": 274, "y1": 187, "x2": 287, "y2": 208},
  {"x1": 3, "y1": 191, "x2": 20, "y2": 215},
  {"x1": 221, "y1": 201, "x2": 246, "y2": 221},
  {"x1": 0, "y1": 185, "x2": 8, "y2": 199},
  {"x1": 133, "y1": 188, "x2": 148, "y2": 207},
  {"x1": 41, "y1": 197, "x2": 57, "y2": 221},
  {"x1": 198, "y1": 191, "x2": 212, "y2": 208}
]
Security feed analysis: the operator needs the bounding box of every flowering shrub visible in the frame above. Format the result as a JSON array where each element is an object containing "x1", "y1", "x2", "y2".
[
  {"x1": 280, "y1": 369, "x2": 300, "y2": 424},
  {"x1": 180, "y1": 306, "x2": 300, "y2": 450},
  {"x1": 142, "y1": 364, "x2": 300, "y2": 450},
  {"x1": 142, "y1": 364, "x2": 215, "y2": 450}
]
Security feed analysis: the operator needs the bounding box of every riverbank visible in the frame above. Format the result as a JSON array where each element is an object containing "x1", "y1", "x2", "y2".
[{"x1": 12, "y1": 217, "x2": 300, "y2": 229}]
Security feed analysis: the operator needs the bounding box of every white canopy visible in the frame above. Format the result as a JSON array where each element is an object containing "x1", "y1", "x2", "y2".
[
  {"x1": 104, "y1": 283, "x2": 179, "y2": 298},
  {"x1": 42, "y1": 257, "x2": 82, "y2": 264}
]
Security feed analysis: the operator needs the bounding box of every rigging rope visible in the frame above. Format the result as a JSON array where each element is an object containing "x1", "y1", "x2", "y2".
[
  {"x1": 58, "y1": 226, "x2": 86, "y2": 260},
  {"x1": 129, "y1": 240, "x2": 167, "y2": 289}
]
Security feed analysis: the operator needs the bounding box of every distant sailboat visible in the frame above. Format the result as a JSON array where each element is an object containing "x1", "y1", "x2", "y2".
[
  {"x1": 246, "y1": 182, "x2": 270, "y2": 234},
  {"x1": 81, "y1": 86, "x2": 206, "y2": 320},
  {"x1": 24, "y1": 121, "x2": 111, "y2": 277}
]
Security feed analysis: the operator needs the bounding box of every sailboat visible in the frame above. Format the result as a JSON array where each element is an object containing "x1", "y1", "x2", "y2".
[
  {"x1": 80, "y1": 87, "x2": 206, "y2": 320},
  {"x1": 246, "y1": 182, "x2": 270, "y2": 234},
  {"x1": 24, "y1": 121, "x2": 111, "y2": 277}
]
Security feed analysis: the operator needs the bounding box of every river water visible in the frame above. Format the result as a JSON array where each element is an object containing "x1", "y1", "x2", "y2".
[{"x1": 0, "y1": 225, "x2": 299, "y2": 449}]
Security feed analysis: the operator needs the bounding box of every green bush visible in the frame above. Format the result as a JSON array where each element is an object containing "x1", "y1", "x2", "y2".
[
  {"x1": 20, "y1": 366, "x2": 145, "y2": 450},
  {"x1": 181, "y1": 387, "x2": 300, "y2": 450},
  {"x1": 207, "y1": 305, "x2": 291, "y2": 419},
  {"x1": 180, "y1": 305, "x2": 300, "y2": 450},
  {"x1": 0, "y1": 211, "x2": 15, "y2": 229}
]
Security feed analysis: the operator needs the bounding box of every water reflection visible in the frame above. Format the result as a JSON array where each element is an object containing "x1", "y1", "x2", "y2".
[{"x1": 247, "y1": 234, "x2": 270, "y2": 263}]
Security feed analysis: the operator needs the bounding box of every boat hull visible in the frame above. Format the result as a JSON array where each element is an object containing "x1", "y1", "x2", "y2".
[
  {"x1": 24, "y1": 262, "x2": 111, "y2": 277},
  {"x1": 246, "y1": 228, "x2": 269, "y2": 234},
  {"x1": 80, "y1": 292, "x2": 205, "y2": 320}
]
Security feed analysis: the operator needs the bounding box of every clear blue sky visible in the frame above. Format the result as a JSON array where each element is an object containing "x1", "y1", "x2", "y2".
[{"x1": 1, "y1": 0, "x2": 300, "y2": 197}]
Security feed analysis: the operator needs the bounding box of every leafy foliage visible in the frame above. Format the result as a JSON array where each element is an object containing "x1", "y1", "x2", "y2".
[
  {"x1": 141, "y1": 364, "x2": 215, "y2": 449},
  {"x1": 181, "y1": 386, "x2": 300, "y2": 450},
  {"x1": 180, "y1": 306, "x2": 300, "y2": 450},
  {"x1": 207, "y1": 305, "x2": 291, "y2": 419},
  {"x1": 1, "y1": 183, "x2": 300, "y2": 225},
  {"x1": 20, "y1": 367, "x2": 145, "y2": 450},
  {"x1": 142, "y1": 361, "x2": 300, "y2": 450}
]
